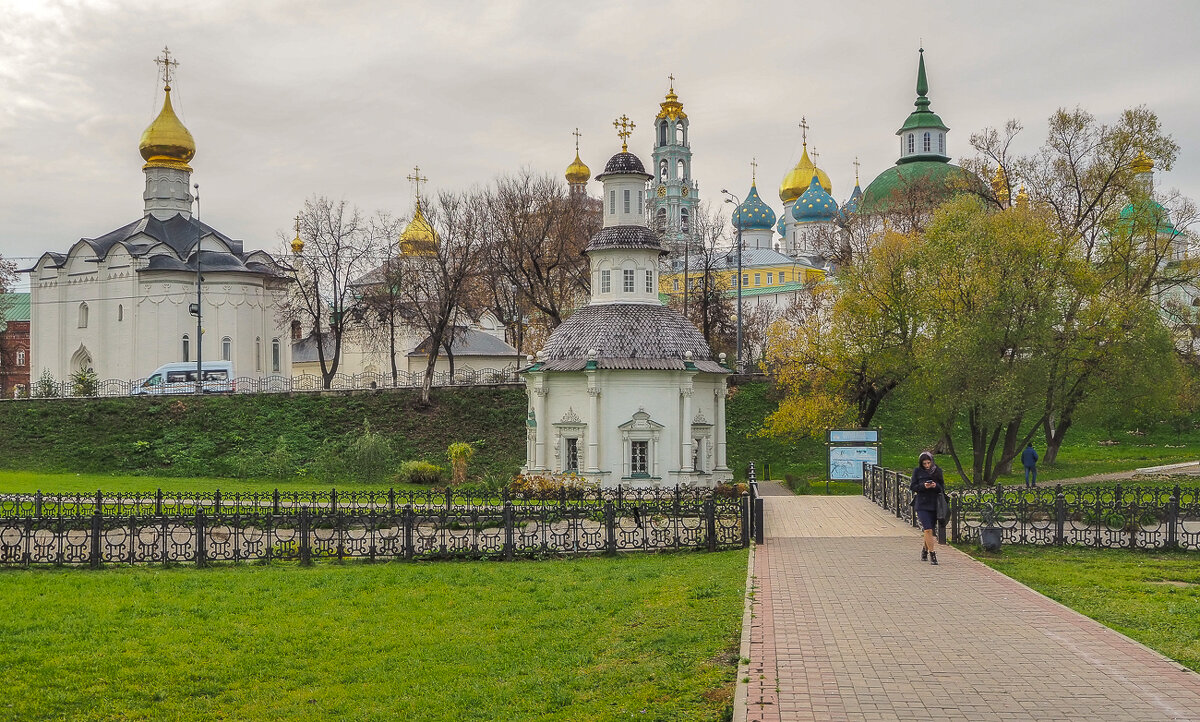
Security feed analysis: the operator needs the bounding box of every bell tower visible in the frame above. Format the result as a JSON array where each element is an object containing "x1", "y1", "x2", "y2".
[{"x1": 648, "y1": 76, "x2": 699, "y2": 254}]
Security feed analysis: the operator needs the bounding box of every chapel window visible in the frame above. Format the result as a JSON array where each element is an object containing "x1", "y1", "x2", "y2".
[
  {"x1": 117, "y1": 304, "x2": 123, "y2": 322},
  {"x1": 637, "y1": 190, "x2": 643, "y2": 215},
  {"x1": 645, "y1": 270, "x2": 654, "y2": 293},
  {"x1": 255, "y1": 337, "x2": 262, "y2": 372},
  {"x1": 623, "y1": 269, "x2": 635, "y2": 293},
  {"x1": 623, "y1": 189, "x2": 631, "y2": 214},
  {"x1": 600, "y1": 270, "x2": 611, "y2": 293},
  {"x1": 923, "y1": 132, "x2": 931, "y2": 152},
  {"x1": 693, "y1": 439, "x2": 704, "y2": 472},
  {"x1": 631, "y1": 440, "x2": 648, "y2": 476},
  {"x1": 908, "y1": 134, "x2": 915, "y2": 154},
  {"x1": 742, "y1": 274, "x2": 749, "y2": 286},
  {"x1": 182, "y1": 334, "x2": 190, "y2": 362},
  {"x1": 271, "y1": 338, "x2": 281, "y2": 373},
  {"x1": 78, "y1": 302, "x2": 88, "y2": 329},
  {"x1": 222, "y1": 337, "x2": 232, "y2": 362},
  {"x1": 938, "y1": 133, "x2": 945, "y2": 154},
  {"x1": 609, "y1": 190, "x2": 616, "y2": 215},
  {"x1": 565, "y1": 437, "x2": 579, "y2": 472}
]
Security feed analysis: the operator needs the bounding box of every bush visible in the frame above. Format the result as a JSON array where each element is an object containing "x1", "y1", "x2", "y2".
[
  {"x1": 34, "y1": 369, "x2": 58, "y2": 398},
  {"x1": 447, "y1": 441, "x2": 475, "y2": 486},
  {"x1": 506, "y1": 473, "x2": 598, "y2": 500},
  {"x1": 346, "y1": 420, "x2": 393, "y2": 483},
  {"x1": 714, "y1": 482, "x2": 749, "y2": 498},
  {"x1": 396, "y1": 460, "x2": 445, "y2": 486},
  {"x1": 264, "y1": 435, "x2": 297, "y2": 480}
]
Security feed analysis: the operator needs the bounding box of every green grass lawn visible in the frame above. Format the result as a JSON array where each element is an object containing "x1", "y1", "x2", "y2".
[
  {"x1": 965, "y1": 545, "x2": 1200, "y2": 673},
  {"x1": 0, "y1": 551, "x2": 747, "y2": 721},
  {"x1": 0, "y1": 470, "x2": 420, "y2": 495}
]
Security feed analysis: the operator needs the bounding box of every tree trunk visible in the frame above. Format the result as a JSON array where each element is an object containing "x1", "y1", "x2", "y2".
[
  {"x1": 997, "y1": 419, "x2": 1021, "y2": 475},
  {"x1": 1043, "y1": 414, "x2": 1072, "y2": 465},
  {"x1": 388, "y1": 314, "x2": 398, "y2": 387}
]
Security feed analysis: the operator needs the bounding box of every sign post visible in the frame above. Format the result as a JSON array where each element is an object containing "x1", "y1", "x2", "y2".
[{"x1": 825, "y1": 429, "x2": 882, "y2": 493}]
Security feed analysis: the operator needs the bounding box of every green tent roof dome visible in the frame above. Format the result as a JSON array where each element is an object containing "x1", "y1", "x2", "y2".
[{"x1": 859, "y1": 161, "x2": 982, "y2": 214}]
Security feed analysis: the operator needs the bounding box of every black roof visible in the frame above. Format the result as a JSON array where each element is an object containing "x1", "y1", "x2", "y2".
[
  {"x1": 584, "y1": 225, "x2": 666, "y2": 255},
  {"x1": 596, "y1": 152, "x2": 652, "y2": 180},
  {"x1": 538, "y1": 303, "x2": 725, "y2": 372}
]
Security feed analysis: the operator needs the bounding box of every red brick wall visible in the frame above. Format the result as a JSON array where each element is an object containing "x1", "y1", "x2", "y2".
[{"x1": 0, "y1": 320, "x2": 30, "y2": 397}]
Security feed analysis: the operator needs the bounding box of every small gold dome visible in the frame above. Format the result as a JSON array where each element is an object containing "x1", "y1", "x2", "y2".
[
  {"x1": 399, "y1": 203, "x2": 439, "y2": 256},
  {"x1": 780, "y1": 146, "x2": 831, "y2": 203},
  {"x1": 290, "y1": 233, "x2": 304, "y2": 255},
  {"x1": 991, "y1": 166, "x2": 1010, "y2": 205},
  {"x1": 1131, "y1": 149, "x2": 1154, "y2": 174},
  {"x1": 139, "y1": 86, "x2": 196, "y2": 171},
  {"x1": 565, "y1": 152, "x2": 591, "y2": 185}
]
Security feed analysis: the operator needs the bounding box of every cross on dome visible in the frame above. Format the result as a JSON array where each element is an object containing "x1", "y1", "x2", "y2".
[
  {"x1": 153, "y1": 46, "x2": 179, "y2": 89},
  {"x1": 613, "y1": 115, "x2": 635, "y2": 152},
  {"x1": 407, "y1": 165, "x2": 428, "y2": 202},
  {"x1": 799, "y1": 117, "x2": 809, "y2": 147},
  {"x1": 750, "y1": 157, "x2": 758, "y2": 184},
  {"x1": 853, "y1": 157, "x2": 861, "y2": 185},
  {"x1": 572, "y1": 127, "x2": 582, "y2": 153},
  {"x1": 668, "y1": 73, "x2": 675, "y2": 91}
]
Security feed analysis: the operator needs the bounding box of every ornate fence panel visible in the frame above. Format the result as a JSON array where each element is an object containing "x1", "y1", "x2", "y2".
[
  {"x1": 862, "y1": 465, "x2": 1199, "y2": 552},
  {"x1": 0, "y1": 486, "x2": 746, "y2": 568}
]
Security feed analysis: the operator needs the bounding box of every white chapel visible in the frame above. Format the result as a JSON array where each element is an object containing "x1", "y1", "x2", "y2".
[
  {"x1": 28, "y1": 49, "x2": 291, "y2": 383},
  {"x1": 521, "y1": 119, "x2": 732, "y2": 488}
]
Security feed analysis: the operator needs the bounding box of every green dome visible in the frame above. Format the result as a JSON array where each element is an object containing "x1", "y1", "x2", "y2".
[
  {"x1": 859, "y1": 161, "x2": 982, "y2": 214},
  {"x1": 1118, "y1": 199, "x2": 1176, "y2": 235}
]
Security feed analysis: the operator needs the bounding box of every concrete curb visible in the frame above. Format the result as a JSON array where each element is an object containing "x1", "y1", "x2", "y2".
[
  {"x1": 1135, "y1": 460, "x2": 1200, "y2": 473},
  {"x1": 731, "y1": 542, "x2": 755, "y2": 722}
]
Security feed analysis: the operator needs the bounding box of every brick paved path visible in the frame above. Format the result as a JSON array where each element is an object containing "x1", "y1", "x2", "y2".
[{"x1": 739, "y1": 494, "x2": 1200, "y2": 721}]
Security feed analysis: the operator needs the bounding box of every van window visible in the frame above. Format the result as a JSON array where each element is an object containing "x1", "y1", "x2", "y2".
[
  {"x1": 144, "y1": 374, "x2": 162, "y2": 387},
  {"x1": 167, "y1": 371, "x2": 190, "y2": 383},
  {"x1": 202, "y1": 370, "x2": 228, "y2": 381}
]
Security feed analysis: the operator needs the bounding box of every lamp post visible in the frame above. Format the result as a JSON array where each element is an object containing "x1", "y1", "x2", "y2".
[
  {"x1": 190, "y1": 183, "x2": 204, "y2": 394},
  {"x1": 721, "y1": 189, "x2": 743, "y2": 373}
]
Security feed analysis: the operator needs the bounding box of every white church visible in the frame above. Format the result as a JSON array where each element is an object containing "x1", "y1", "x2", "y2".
[
  {"x1": 522, "y1": 120, "x2": 732, "y2": 488},
  {"x1": 28, "y1": 50, "x2": 291, "y2": 384}
]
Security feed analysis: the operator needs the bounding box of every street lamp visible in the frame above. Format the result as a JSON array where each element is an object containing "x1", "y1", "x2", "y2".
[
  {"x1": 721, "y1": 189, "x2": 744, "y2": 373},
  {"x1": 190, "y1": 183, "x2": 204, "y2": 394}
]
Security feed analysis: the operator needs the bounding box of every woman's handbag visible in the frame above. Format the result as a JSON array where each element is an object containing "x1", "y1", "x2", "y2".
[{"x1": 936, "y1": 492, "x2": 949, "y2": 521}]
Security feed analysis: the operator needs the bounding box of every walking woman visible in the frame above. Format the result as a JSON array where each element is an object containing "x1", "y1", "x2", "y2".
[{"x1": 910, "y1": 451, "x2": 944, "y2": 565}]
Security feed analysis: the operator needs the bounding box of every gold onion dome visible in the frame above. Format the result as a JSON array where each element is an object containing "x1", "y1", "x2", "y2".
[
  {"x1": 399, "y1": 203, "x2": 439, "y2": 256},
  {"x1": 780, "y1": 145, "x2": 831, "y2": 203},
  {"x1": 1131, "y1": 149, "x2": 1154, "y2": 174},
  {"x1": 565, "y1": 152, "x2": 591, "y2": 185},
  {"x1": 138, "y1": 86, "x2": 196, "y2": 171},
  {"x1": 290, "y1": 219, "x2": 304, "y2": 255},
  {"x1": 991, "y1": 166, "x2": 1010, "y2": 204}
]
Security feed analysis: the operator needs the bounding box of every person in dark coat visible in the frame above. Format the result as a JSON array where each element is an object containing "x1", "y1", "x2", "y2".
[
  {"x1": 910, "y1": 451, "x2": 944, "y2": 565},
  {"x1": 1021, "y1": 443, "x2": 1039, "y2": 488}
]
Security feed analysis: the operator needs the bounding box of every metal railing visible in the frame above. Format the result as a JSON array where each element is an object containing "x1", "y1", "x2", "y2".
[
  {"x1": 22, "y1": 368, "x2": 522, "y2": 399},
  {"x1": 862, "y1": 464, "x2": 1200, "y2": 551},
  {"x1": 0, "y1": 486, "x2": 750, "y2": 568}
]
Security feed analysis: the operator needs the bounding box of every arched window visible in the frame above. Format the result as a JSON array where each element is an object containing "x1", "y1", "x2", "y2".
[
  {"x1": 655, "y1": 208, "x2": 667, "y2": 232},
  {"x1": 923, "y1": 132, "x2": 931, "y2": 152},
  {"x1": 221, "y1": 337, "x2": 232, "y2": 362},
  {"x1": 938, "y1": 133, "x2": 945, "y2": 154},
  {"x1": 659, "y1": 159, "x2": 668, "y2": 181},
  {"x1": 78, "y1": 302, "x2": 88, "y2": 329},
  {"x1": 16, "y1": 350, "x2": 24, "y2": 367},
  {"x1": 677, "y1": 159, "x2": 686, "y2": 181},
  {"x1": 182, "y1": 334, "x2": 190, "y2": 362},
  {"x1": 679, "y1": 207, "x2": 690, "y2": 233},
  {"x1": 271, "y1": 338, "x2": 281, "y2": 373},
  {"x1": 117, "y1": 304, "x2": 123, "y2": 322},
  {"x1": 658, "y1": 121, "x2": 668, "y2": 147},
  {"x1": 676, "y1": 121, "x2": 686, "y2": 146},
  {"x1": 907, "y1": 134, "x2": 915, "y2": 154},
  {"x1": 255, "y1": 337, "x2": 262, "y2": 372}
]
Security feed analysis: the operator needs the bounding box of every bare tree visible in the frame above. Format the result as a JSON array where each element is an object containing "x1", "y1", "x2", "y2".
[
  {"x1": 398, "y1": 191, "x2": 485, "y2": 405},
  {"x1": 353, "y1": 213, "x2": 410, "y2": 386},
  {"x1": 666, "y1": 203, "x2": 736, "y2": 354},
  {"x1": 280, "y1": 197, "x2": 380, "y2": 389}
]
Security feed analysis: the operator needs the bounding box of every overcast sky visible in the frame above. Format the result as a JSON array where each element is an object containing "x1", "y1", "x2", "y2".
[{"x1": 2, "y1": 0, "x2": 1199, "y2": 287}]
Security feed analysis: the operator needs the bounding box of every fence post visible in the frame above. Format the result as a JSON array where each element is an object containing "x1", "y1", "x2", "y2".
[
  {"x1": 706, "y1": 498, "x2": 717, "y2": 552},
  {"x1": 895, "y1": 474, "x2": 903, "y2": 519},
  {"x1": 90, "y1": 511, "x2": 102, "y2": 569},
  {"x1": 155, "y1": 488, "x2": 163, "y2": 517},
  {"x1": 34, "y1": 490, "x2": 42, "y2": 519},
  {"x1": 740, "y1": 494, "x2": 750, "y2": 548},
  {"x1": 195, "y1": 509, "x2": 206, "y2": 568},
  {"x1": 331, "y1": 488, "x2": 338, "y2": 514},
  {"x1": 1128, "y1": 499, "x2": 1138, "y2": 550},
  {"x1": 604, "y1": 501, "x2": 616, "y2": 554},
  {"x1": 754, "y1": 495, "x2": 765, "y2": 545},
  {"x1": 1167, "y1": 485, "x2": 1180, "y2": 550},
  {"x1": 950, "y1": 494, "x2": 960, "y2": 543},
  {"x1": 213, "y1": 489, "x2": 221, "y2": 514},
  {"x1": 445, "y1": 487, "x2": 453, "y2": 514},
  {"x1": 336, "y1": 511, "x2": 344, "y2": 562},
  {"x1": 503, "y1": 502, "x2": 514, "y2": 561},
  {"x1": 95, "y1": 489, "x2": 102, "y2": 515},
  {"x1": 388, "y1": 487, "x2": 396, "y2": 514},
  {"x1": 273, "y1": 488, "x2": 281, "y2": 515},
  {"x1": 299, "y1": 507, "x2": 311, "y2": 566},
  {"x1": 403, "y1": 504, "x2": 414, "y2": 560},
  {"x1": 1055, "y1": 486, "x2": 1065, "y2": 546}
]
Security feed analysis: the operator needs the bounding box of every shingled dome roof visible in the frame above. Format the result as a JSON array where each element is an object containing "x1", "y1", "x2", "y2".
[
  {"x1": 584, "y1": 225, "x2": 666, "y2": 255},
  {"x1": 596, "y1": 151, "x2": 651, "y2": 180},
  {"x1": 538, "y1": 304, "x2": 726, "y2": 372}
]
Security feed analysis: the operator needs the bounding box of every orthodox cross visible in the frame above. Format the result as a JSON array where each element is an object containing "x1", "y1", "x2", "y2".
[
  {"x1": 613, "y1": 115, "x2": 635, "y2": 152},
  {"x1": 750, "y1": 157, "x2": 758, "y2": 184},
  {"x1": 811, "y1": 147, "x2": 820, "y2": 163},
  {"x1": 154, "y1": 46, "x2": 179, "y2": 88},
  {"x1": 853, "y1": 157, "x2": 861, "y2": 185},
  {"x1": 668, "y1": 73, "x2": 675, "y2": 91},
  {"x1": 798, "y1": 116, "x2": 809, "y2": 146},
  {"x1": 407, "y1": 165, "x2": 428, "y2": 201},
  {"x1": 572, "y1": 127, "x2": 582, "y2": 153},
  {"x1": 293, "y1": 215, "x2": 301, "y2": 235}
]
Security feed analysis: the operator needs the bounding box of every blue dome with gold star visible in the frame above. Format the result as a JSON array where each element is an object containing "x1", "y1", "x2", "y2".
[
  {"x1": 733, "y1": 183, "x2": 777, "y2": 231},
  {"x1": 792, "y1": 175, "x2": 839, "y2": 223},
  {"x1": 776, "y1": 214, "x2": 786, "y2": 238},
  {"x1": 841, "y1": 182, "x2": 863, "y2": 218}
]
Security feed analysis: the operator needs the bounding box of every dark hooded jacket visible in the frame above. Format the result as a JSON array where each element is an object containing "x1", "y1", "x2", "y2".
[
  {"x1": 1021, "y1": 445, "x2": 1038, "y2": 468},
  {"x1": 909, "y1": 451, "x2": 945, "y2": 512}
]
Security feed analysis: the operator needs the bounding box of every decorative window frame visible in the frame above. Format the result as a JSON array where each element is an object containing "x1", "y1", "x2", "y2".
[
  {"x1": 552, "y1": 406, "x2": 587, "y2": 474},
  {"x1": 618, "y1": 409, "x2": 664, "y2": 479},
  {"x1": 690, "y1": 407, "x2": 715, "y2": 474}
]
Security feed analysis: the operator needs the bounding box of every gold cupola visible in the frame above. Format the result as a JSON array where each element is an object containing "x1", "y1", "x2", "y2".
[
  {"x1": 656, "y1": 77, "x2": 687, "y2": 122},
  {"x1": 780, "y1": 145, "x2": 832, "y2": 203},
  {"x1": 290, "y1": 217, "x2": 304, "y2": 255},
  {"x1": 139, "y1": 84, "x2": 196, "y2": 172},
  {"x1": 1131, "y1": 149, "x2": 1154, "y2": 174},
  {"x1": 399, "y1": 202, "x2": 439, "y2": 256},
  {"x1": 565, "y1": 128, "x2": 590, "y2": 186},
  {"x1": 991, "y1": 166, "x2": 1010, "y2": 206}
]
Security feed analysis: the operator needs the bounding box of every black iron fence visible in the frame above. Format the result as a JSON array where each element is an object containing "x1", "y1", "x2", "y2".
[
  {"x1": 862, "y1": 465, "x2": 1200, "y2": 550},
  {"x1": 22, "y1": 368, "x2": 521, "y2": 400},
  {"x1": 0, "y1": 487, "x2": 749, "y2": 568}
]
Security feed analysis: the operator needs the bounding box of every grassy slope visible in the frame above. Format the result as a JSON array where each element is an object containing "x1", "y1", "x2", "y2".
[
  {"x1": 967, "y1": 546, "x2": 1200, "y2": 673},
  {"x1": 0, "y1": 551, "x2": 747, "y2": 722}
]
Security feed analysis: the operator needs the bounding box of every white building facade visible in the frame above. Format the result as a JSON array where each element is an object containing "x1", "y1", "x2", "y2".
[
  {"x1": 29, "y1": 58, "x2": 290, "y2": 383},
  {"x1": 522, "y1": 137, "x2": 731, "y2": 488}
]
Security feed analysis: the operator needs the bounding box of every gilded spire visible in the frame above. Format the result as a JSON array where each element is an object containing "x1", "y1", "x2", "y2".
[{"x1": 139, "y1": 47, "x2": 196, "y2": 171}]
